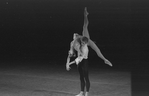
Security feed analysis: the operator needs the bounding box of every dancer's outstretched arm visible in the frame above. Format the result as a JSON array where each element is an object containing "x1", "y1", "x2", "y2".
[
  {"x1": 88, "y1": 39, "x2": 112, "y2": 66},
  {"x1": 66, "y1": 41, "x2": 75, "y2": 71},
  {"x1": 66, "y1": 55, "x2": 78, "y2": 71},
  {"x1": 66, "y1": 56, "x2": 83, "y2": 70},
  {"x1": 82, "y1": 7, "x2": 90, "y2": 39}
]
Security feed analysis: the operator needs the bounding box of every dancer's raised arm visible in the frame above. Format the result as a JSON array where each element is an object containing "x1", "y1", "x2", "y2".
[{"x1": 69, "y1": 41, "x2": 74, "y2": 55}]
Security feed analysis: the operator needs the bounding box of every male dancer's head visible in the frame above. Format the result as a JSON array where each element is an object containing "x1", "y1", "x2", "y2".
[{"x1": 82, "y1": 36, "x2": 89, "y2": 45}]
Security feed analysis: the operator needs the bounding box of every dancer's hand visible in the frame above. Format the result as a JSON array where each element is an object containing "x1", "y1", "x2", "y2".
[
  {"x1": 66, "y1": 64, "x2": 71, "y2": 71},
  {"x1": 72, "y1": 54, "x2": 76, "y2": 57},
  {"x1": 68, "y1": 52, "x2": 73, "y2": 57},
  {"x1": 104, "y1": 59, "x2": 113, "y2": 67}
]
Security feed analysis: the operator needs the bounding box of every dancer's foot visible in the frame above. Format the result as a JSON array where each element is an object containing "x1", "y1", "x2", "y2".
[
  {"x1": 85, "y1": 92, "x2": 89, "y2": 96},
  {"x1": 84, "y1": 7, "x2": 89, "y2": 16},
  {"x1": 76, "y1": 91, "x2": 84, "y2": 96}
]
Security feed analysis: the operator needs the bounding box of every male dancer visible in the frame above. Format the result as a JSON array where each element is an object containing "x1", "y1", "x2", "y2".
[{"x1": 66, "y1": 7, "x2": 112, "y2": 96}]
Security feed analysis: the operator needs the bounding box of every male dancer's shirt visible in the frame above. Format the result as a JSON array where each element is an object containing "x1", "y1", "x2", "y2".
[
  {"x1": 75, "y1": 44, "x2": 89, "y2": 64},
  {"x1": 69, "y1": 37, "x2": 89, "y2": 64}
]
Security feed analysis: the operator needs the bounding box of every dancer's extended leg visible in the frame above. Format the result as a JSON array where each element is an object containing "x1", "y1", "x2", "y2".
[
  {"x1": 88, "y1": 39, "x2": 106, "y2": 61},
  {"x1": 83, "y1": 7, "x2": 104, "y2": 60},
  {"x1": 82, "y1": 7, "x2": 90, "y2": 39}
]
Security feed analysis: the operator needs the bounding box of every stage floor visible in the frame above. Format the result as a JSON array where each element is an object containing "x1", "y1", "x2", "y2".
[{"x1": 0, "y1": 63, "x2": 131, "y2": 96}]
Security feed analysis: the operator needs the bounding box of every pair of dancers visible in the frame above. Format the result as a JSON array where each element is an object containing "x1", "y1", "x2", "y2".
[{"x1": 66, "y1": 7, "x2": 112, "y2": 96}]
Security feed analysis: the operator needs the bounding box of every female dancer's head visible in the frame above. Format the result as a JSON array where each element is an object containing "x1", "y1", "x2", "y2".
[{"x1": 73, "y1": 33, "x2": 80, "y2": 40}]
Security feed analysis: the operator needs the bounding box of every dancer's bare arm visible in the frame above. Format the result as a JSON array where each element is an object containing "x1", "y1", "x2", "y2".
[
  {"x1": 66, "y1": 55, "x2": 72, "y2": 71},
  {"x1": 66, "y1": 41, "x2": 74, "y2": 71},
  {"x1": 66, "y1": 55, "x2": 77, "y2": 71},
  {"x1": 68, "y1": 61, "x2": 76, "y2": 66},
  {"x1": 69, "y1": 41, "x2": 74, "y2": 55},
  {"x1": 69, "y1": 41, "x2": 76, "y2": 57},
  {"x1": 67, "y1": 56, "x2": 83, "y2": 67}
]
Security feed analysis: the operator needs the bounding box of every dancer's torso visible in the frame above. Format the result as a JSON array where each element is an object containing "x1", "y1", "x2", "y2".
[{"x1": 72, "y1": 37, "x2": 89, "y2": 59}]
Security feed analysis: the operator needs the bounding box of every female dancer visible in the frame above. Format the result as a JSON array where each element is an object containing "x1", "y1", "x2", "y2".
[{"x1": 66, "y1": 7, "x2": 112, "y2": 96}]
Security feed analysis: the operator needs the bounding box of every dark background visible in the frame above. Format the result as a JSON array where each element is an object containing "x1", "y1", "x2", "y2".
[
  {"x1": 0, "y1": 0, "x2": 148, "y2": 68},
  {"x1": 0, "y1": 0, "x2": 149, "y2": 93}
]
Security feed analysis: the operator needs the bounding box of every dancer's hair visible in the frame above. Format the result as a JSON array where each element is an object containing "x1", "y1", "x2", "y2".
[
  {"x1": 82, "y1": 36, "x2": 89, "y2": 44},
  {"x1": 76, "y1": 36, "x2": 88, "y2": 54},
  {"x1": 76, "y1": 37, "x2": 83, "y2": 53},
  {"x1": 73, "y1": 33, "x2": 79, "y2": 39}
]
